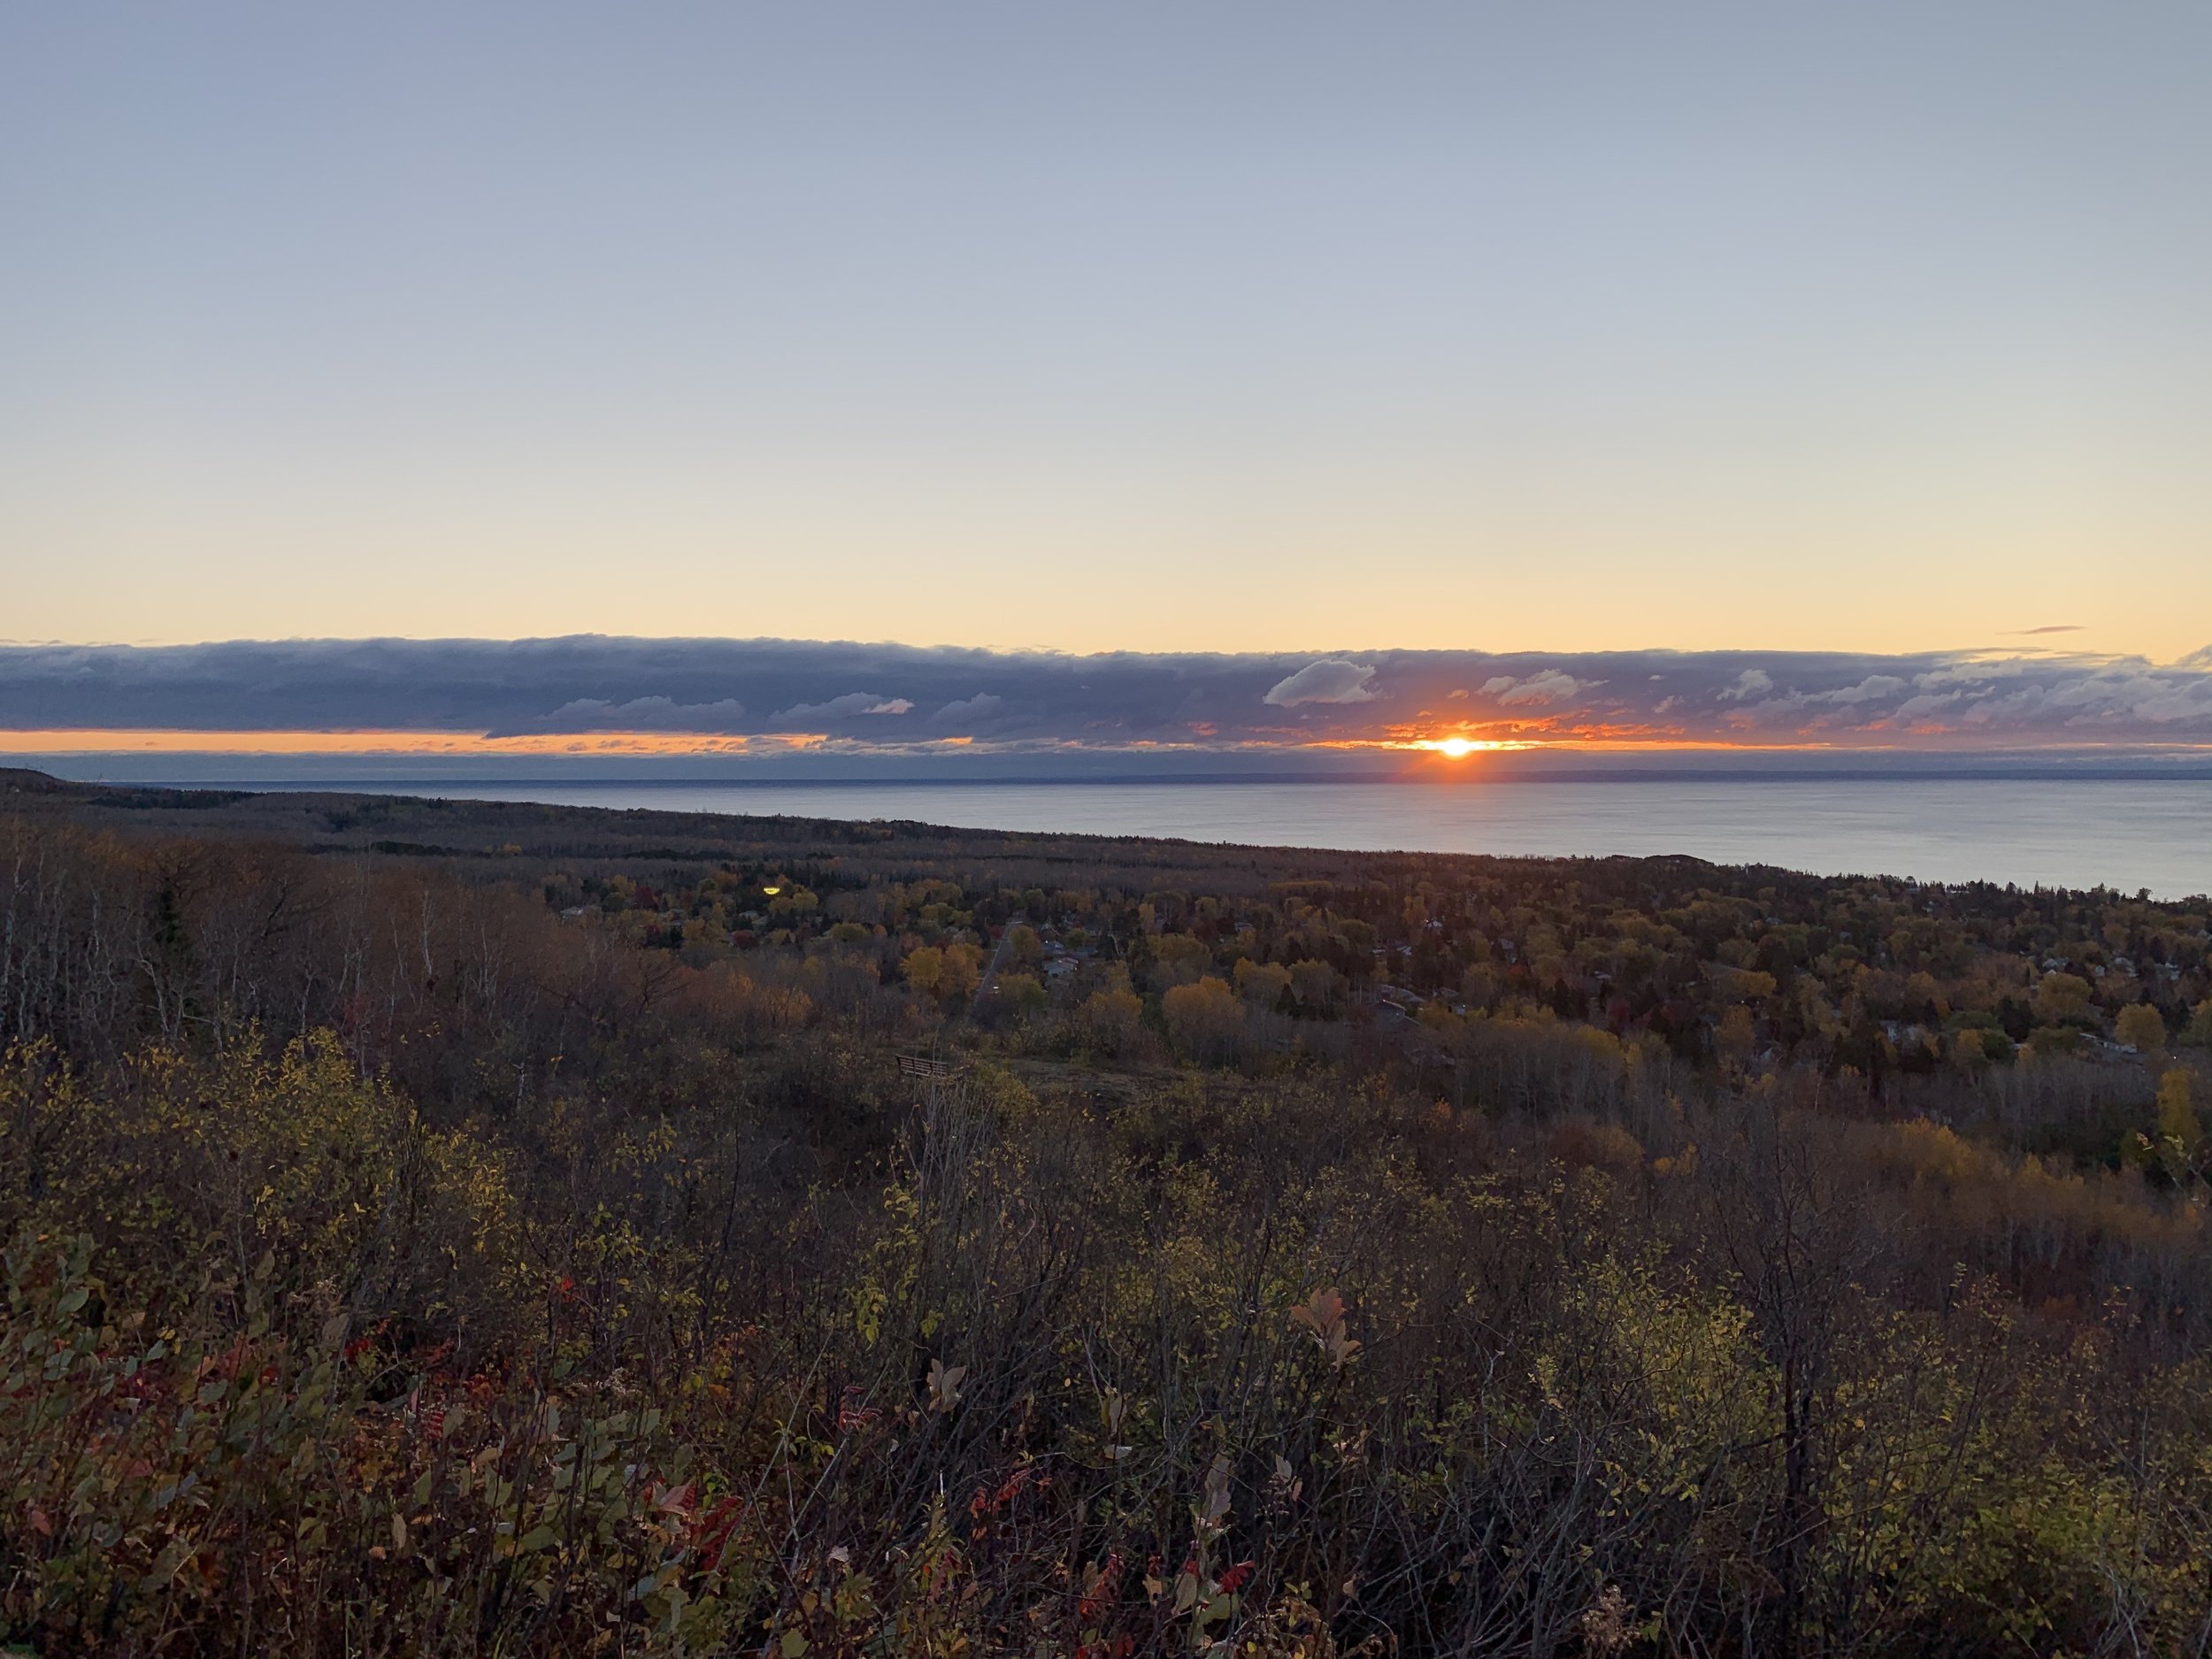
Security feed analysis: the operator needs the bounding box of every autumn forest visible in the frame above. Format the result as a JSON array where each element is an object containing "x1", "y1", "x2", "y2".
[{"x1": 2, "y1": 771, "x2": 2210, "y2": 1656}]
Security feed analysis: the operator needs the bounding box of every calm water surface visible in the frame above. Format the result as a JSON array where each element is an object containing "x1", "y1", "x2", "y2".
[{"x1": 272, "y1": 780, "x2": 2212, "y2": 899}]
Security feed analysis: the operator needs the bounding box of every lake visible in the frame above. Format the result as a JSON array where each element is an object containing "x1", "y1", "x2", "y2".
[{"x1": 239, "y1": 778, "x2": 2212, "y2": 898}]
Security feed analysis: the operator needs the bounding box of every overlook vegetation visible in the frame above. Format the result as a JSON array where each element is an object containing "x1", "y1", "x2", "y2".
[{"x1": 0, "y1": 771, "x2": 2209, "y2": 1655}]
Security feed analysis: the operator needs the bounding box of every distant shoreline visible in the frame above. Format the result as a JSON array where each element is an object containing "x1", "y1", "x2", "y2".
[{"x1": 10, "y1": 767, "x2": 2208, "y2": 897}]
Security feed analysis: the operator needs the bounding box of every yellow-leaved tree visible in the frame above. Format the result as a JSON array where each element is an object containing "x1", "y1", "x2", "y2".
[
  {"x1": 1163, "y1": 976, "x2": 1243, "y2": 1062},
  {"x1": 2154, "y1": 1068, "x2": 2200, "y2": 1179},
  {"x1": 2116, "y1": 1002, "x2": 2167, "y2": 1057}
]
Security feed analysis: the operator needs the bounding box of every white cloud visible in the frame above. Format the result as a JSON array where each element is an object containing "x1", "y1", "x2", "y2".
[
  {"x1": 1263, "y1": 659, "x2": 1378, "y2": 707},
  {"x1": 772, "y1": 692, "x2": 913, "y2": 721},
  {"x1": 1809, "y1": 674, "x2": 1907, "y2": 706},
  {"x1": 1717, "y1": 669, "x2": 1773, "y2": 702},
  {"x1": 1893, "y1": 692, "x2": 1962, "y2": 719},
  {"x1": 932, "y1": 693, "x2": 1003, "y2": 723},
  {"x1": 1481, "y1": 670, "x2": 1586, "y2": 706}
]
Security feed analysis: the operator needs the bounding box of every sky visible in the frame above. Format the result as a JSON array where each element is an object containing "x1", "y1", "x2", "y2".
[{"x1": 4, "y1": 3, "x2": 2211, "y2": 674}]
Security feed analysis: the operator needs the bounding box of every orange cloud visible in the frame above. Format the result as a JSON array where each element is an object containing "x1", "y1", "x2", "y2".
[{"x1": 0, "y1": 728, "x2": 773, "y2": 757}]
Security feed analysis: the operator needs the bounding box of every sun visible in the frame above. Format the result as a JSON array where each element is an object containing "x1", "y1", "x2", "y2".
[
  {"x1": 1407, "y1": 739, "x2": 1495, "y2": 765},
  {"x1": 1393, "y1": 734, "x2": 1529, "y2": 759}
]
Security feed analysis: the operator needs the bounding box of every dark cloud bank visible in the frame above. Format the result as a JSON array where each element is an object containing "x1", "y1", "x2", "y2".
[{"x1": 4, "y1": 636, "x2": 2210, "y2": 781}]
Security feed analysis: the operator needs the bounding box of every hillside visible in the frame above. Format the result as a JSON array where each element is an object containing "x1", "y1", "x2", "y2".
[{"x1": 1, "y1": 772, "x2": 2209, "y2": 1655}]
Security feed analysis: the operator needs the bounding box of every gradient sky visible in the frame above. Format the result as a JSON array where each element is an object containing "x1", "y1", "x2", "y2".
[{"x1": 4, "y1": 4, "x2": 2210, "y2": 660}]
